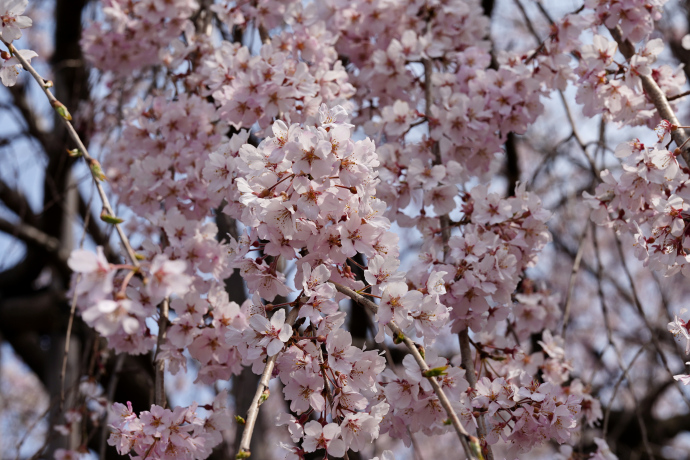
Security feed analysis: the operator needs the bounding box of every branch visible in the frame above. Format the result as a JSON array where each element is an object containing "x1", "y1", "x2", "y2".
[
  {"x1": 237, "y1": 305, "x2": 300, "y2": 458},
  {"x1": 332, "y1": 282, "x2": 480, "y2": 460},
  {"x1": 1, "y1": 40, "x2": 140, "y2": 268}
]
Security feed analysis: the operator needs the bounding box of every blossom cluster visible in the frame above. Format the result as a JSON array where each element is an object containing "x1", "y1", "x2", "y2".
[
  {"x1": 68, "y1": 247, "x2": 191, "y2": 354},
  {"x1": 55, "y1": 0, "x2": 656, "y2": 457},
  {"x1": 81, "y1": 0, "x2": 198, "y2": 74},
  {"x1": 107, "y1": 392, "x2": 231, "y2": 460},
  {"x1": 584, "y1": 121, "x2": 690, "y2": 277},
  {"x1": 199, "y1": 2, "x2": 355, "y2": 134}
]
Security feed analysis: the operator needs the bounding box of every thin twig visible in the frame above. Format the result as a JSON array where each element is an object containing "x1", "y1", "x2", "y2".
[
  {"x1": 61, "y1": 187, "x2": 93, "y2": 411},
  {"x1": 332, "y1": 282, "x2": 479, "y2": 460},
  {"x1": 667, "y1": 89, "x2": 690, "y2": 101},
  {"x1": 316, "y1": 345, "x2": 350, "y2": 460},
  {"x1": 458, "y1": 329, "x2": 489, "y2": 451},
  {"x1": 423, "y1": 52, "x2": 489, "y2": 459},
  {"x1": 100, "y1": 353, "x2": 126, "y2": 459},
  {"x1": 592, "y1": 225, "x2": 645, "y2": 440},
  {"x1": 561, "y1": 222, "x2": 588, "y2": 338}
]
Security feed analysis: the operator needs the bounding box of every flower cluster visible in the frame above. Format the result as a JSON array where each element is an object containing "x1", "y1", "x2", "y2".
[
  {"x1": 68, "y1": 247, "x2": 191, "y2": 354},
  {"x1": 584, "y1": 121, "x2": 690, "y2": 277},
  {"x1": 200, "y1": 2, "x2": 354, "y2": 134},
  {"x1": 59, "y1": 0, "x2": 656, "y2": 457},
  {"x1": 81, "y1": 0, "x2": 198, "y2": 74},
  {"x1": 107, "y1": 392, "x2": 231, "y2": 460}
]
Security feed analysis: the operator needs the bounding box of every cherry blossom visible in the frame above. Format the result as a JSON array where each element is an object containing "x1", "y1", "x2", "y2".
[
  {"x1": 0, "y1": 0, "x2": 31, "y2": 42},
  {"x1": 302, "y1": 422, "x2": 346, "y2": 458},
  {"x1": 249, "y1": 308, "x2": 292, "y2": 356},
  {"x1": 68, "y1": 247, "x2": 116, "y2": 301}
]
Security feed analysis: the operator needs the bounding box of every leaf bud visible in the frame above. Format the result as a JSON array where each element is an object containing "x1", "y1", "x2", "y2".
[
  {"x1": 51, "y1": 100, "x2": 72, "y2": 121},
  {"x1": 469, "y1": 436, "x2": 485, "y2": 460},
  {"x1": 88, "y1": 158, "x2": 107, "y2": 181}
]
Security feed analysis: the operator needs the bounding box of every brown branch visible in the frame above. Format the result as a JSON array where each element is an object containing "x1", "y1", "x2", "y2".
[{"x1": 0, "y1": 177, "x2": 39, "y2": 227}]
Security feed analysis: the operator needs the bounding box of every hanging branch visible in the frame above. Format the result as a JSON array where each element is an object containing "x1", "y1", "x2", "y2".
[
  {"x1": 332, "y1": 281, "x2": 481, "y2": 460},
  {"x1": 237, "y1": 304, "x2": 301, "y2": 459},
  {"x1": 423, "y1": 53, "x2": 491, "y2": 458},
  {"x1": 0, "y1": 39, "x2": 140, "y2": 268}
]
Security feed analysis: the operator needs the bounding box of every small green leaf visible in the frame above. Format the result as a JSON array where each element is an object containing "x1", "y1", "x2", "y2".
[
  {"x1": 422, "y1": 366, "x2": 448, "y2": 378},
  {"x1": 393, "y1": 331, "x2": 405, "y2": 344},
  {"x1": 235, "y1": 415, "x2": 246, "y2": 425},
  {"x1": 236, "y1": 450, "x2": 251, "y2": 459},
  {"x1": 100, "y1": 209, "x2": 124, "y2": 225},
  {"x1": 417, "y1": 344, "x2": 425, "y2": 359}
]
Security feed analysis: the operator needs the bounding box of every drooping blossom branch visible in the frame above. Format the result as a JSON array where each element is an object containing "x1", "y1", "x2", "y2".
[
  {"x1": 332, "y1": 282, "x2": 480, "y2": 460},
  {"x1": 0, "y1": 39, "x2": 140, "y2": 268}
]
